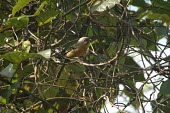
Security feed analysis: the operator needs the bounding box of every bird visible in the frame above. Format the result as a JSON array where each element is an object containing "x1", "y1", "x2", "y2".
[
  {"x1": 55, "y1": 37, "x2": 91, "y2": 81},
  {"x1": 65, "y1": 37, "x2": 91, "y2": 58}
]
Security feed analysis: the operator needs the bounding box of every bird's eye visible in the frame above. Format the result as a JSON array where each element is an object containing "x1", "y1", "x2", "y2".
[{"x1": 84, "y1": 38, "x2": 89, "y2": 42}]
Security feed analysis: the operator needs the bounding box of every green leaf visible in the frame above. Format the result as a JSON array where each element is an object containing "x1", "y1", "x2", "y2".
[
  {"x1": 155, "y1": 26, "x2": 168, "y2": 37},
  {"x1": 11, "y1": 82, "x2": 21, "y2": 89},
  {"x1": 148, "y1": 7, "x2": 170, "y2": 20},
  {"x1": 130, "y1": 37, "x2": 147, "y2": 48},
  {"x1": 0, "y1": 31, "x2": 13, "y2": 46},
  {"x1": 107, "y1": 43, "x2": 116, "y2": 55},
  {"x1": 160, "y1": 80, "x2": 170, "y2": 95},
  {"x1": 155, "y1": 26, "x2": 168, "y2": 39},
  {"x1": 95, "y1": 87, "x2": 103, "y2": 98},
  {"x1": 36, "y1": 10, "x2": 59, "y2": 26},
  {"x1": 57, "y1": 64, "x2": 83, "y2": 95},
  {"x1": 41, "y1": 86, "x2": 59, "y2": 98},
  {"x1": 124, "y1": 56, "x2": 145, "y2": 82},
  {"x1": 147, "y1": 13, "x2": 170, "y2": 23},
  {"x1": 151, "y1": 0, "x2": 170, "y2": 13},
  {"x1": 160, "y1": 14, "x2": 170, "y2": 23},
  {"x1": 37, "y1": 108, "x2": 48, "y2": 113},
  {"x1": 0, "y1": 96, "x2": 7, "y2": 104},
  {"x1": 5, "y1": 16, "x2": 29, "y2": 29},
  {"x1": 87, "y1": 27, "x2": 93, "y2": 37},
  {"x1": 131, "y1": 0, "x2": 147, "y2": 7},
  {"x1": 12, "y1": 0, "x2": 34, "y2": 16},
  {"x1": 0, "y1": 88, "x2": 12, "y2": 98},
  {"x1": 23, "y1": 100, "x2": 33, "y2": 108},
  {"x1": 146, "y1": 39, "x2": 158, "y2": 51},
  {"x1": 34, "y1": 1, "x2": 48, "y2": 16},
  {"x1": 1, "y1": 52, "x2": 43, "y2": 64},
  {"x1": 17, "y1": 64, "x2": 34, "y2": 80}
]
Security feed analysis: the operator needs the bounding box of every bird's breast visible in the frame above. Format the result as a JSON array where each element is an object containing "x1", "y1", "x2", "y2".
[{"x1": 66, "y1": 45, "x2": 88, "y2": 58}]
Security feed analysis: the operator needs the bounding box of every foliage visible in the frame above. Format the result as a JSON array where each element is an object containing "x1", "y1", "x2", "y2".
[{"x1": 0, "y1": 0, "x2": 170, "y2": 112}]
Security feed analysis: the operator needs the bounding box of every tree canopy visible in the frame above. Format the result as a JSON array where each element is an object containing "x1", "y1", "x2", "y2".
[{"x1": 0, "y1": 0, "x2": 170, "y2": 112}]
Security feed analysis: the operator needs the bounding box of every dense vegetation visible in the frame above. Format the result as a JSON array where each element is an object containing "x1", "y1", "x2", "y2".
[{"x1": 0, "y1": 0, "x2": 170, "y2": 112}]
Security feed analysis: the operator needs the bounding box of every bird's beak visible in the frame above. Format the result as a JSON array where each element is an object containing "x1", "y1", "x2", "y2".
[{"x1": 86, "y1": 38, "x2": 91, "y2": 42}]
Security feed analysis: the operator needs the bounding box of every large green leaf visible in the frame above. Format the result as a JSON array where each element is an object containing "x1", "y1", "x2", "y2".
[
  {"x1": 34, "y1": 1, "x2": 48, "y2": 16},
  {"x1": 0, "y1": 96, "x2": 7, "y2": 104},
  {"x1": 147, "y1": 12, "x2": 170, "y2": 23},
  {"x1": 36, "y1": 9, "x2": 59, "y2": 26},
  {"x1": 148, "y1": 0, "x2": 170, "y2": 19},
  {"x1": 0, "y1": 88, "x2": 12, "y2": 99},
  {"x1": 131, "y1": 0, "x2": 147, "y2": 7},
  {"x1": 160, "y1": 80, "x2": 170, "y2": 95},
  {"x1": 151, "y1": 0, "x2": 170, "y2": 12},
  {"x1": 155, "y1": 26, "x2": 169, "y2": 37},
  {"x1": 17, "y1": 64, "x2": 34, "y2": 80},
  {"x1": 57, "y1": 63, "x2": 84, "y2": 95},
  {"x1": 1, "y1": 52, "x2": 42, "y2": 64},
  {"x1": 41, "y1": 86, "x2": 59, "y2": 98},
  {"x1": 146, "y1": 39, "x2": 158, "y2": 51},
  {"x1": 130, "y1": 37, "x2": 147, "y2": 48},
  {"x1": 0, "y1": 31, "x2": 13, "y2": 46},
  {"x1": 124, "y1": 56, "x2": 145, "y2": 82},
  {"x1": 12, "y1": 0, "x2": 34, "y2": 16},
  {"x1": 5, "y1": 16, "x2": 29, "y2": 28}
]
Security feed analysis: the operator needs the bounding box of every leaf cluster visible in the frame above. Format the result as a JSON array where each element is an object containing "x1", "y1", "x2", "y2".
[{"x1": 0, "y1": 0, "x2": 170, "y2": 112}]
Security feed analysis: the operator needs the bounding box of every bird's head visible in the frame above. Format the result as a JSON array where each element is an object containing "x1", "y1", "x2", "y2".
[{"x1": 77, "y1": 37, "x2": 91, "y2": 46}]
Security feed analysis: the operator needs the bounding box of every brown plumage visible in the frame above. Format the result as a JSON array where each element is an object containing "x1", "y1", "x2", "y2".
[{"x1": 66, "y1": 37, "x2": 91, "y2": 58}]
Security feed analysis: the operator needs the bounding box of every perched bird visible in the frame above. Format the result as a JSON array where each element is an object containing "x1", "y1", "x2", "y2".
[
  {"x1": 65, "y1": 37, "x2": 91, "y2": 58},
  {"x1": 56, "y1": 37, "x2": 91, "y2": 81}
]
